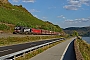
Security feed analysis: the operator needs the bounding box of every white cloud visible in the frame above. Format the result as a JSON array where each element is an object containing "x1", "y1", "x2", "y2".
[
  {"x1": 33, "y1": 15, "x2": 41, "y2": 19},
  {"x1": 65, "y1": 17, "x2": 90, "y2": 23},
  {"x1": 30, "y1": 9, "x2": 40, "y2": 12},
  {"x1": 65, "y1": 19, "x2": 74, "y2": 22},
  {"x1": 42, "y1": 17, "x2": 47, "y2": 19},
  {"x1": 80, "y1": 0, "x2": 90, "y2": 6},
  {"x1": 68, "y1": 0, "x2": 80, "y2": 5},
  {"x1": 63, "y1": 17, "x2": 65, "y2": 19},
  {"x1": 57, "y1": 15, "x2": 66, "y2": 19},
  {"x1": 64, "y1": 0, "x2": 90, "y2": 10},
  {"x1": 42, "y1": 17, "x2": 48, "y2": 21},
  {"x1": 34, "y1": 15, "x2": 38, "y2": 18},
  {"x1": 22, "y1": 0, "x2": 35, "y2": 3},
  {"x1": 12, "y1": 0, "x2": 20, "y2": 2},
  {"x1": 63, "y1": 5, "x2": 81, "y2": 10}
]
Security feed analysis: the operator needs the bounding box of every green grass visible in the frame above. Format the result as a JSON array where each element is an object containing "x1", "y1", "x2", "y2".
[
  {"x1": 77, "y1": 39, "x2": 90, "y2": 60},
  {"x1": 0, "y1": 3, "x2": 62, "y2": 32},
  {"x1": 0, "y1": 24, "x2": 10, "y2": 30},
  {"x1": 0, "y1": 35, "x2": 61, "y2": 46}
]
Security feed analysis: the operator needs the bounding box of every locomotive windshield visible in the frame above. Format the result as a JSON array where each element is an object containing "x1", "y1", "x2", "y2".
[{"x1": 14, "y1": 26, "x2": 21, "y2": 30}]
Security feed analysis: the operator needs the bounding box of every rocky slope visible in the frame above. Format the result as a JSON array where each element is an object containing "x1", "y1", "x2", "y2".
[{"x1": 0, "y1": 0, "x2": 9, "y2": 4}]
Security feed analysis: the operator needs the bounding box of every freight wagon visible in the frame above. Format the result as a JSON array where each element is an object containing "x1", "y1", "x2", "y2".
[{"x1": 31, "y1": 28, "x2": 42, "y2": 35}]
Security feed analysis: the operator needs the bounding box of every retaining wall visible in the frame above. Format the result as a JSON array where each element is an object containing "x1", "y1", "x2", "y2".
[{"x1": 74, "y1": 39, "x2": 84, "y2": 60}]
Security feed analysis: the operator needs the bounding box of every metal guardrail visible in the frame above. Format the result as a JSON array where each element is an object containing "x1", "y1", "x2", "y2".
[{"x1": 0, "y1": 39, "x2": 60, "y2": 60}]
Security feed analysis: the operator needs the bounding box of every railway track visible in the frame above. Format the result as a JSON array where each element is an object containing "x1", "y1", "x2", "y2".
[{"x1": 0, "y1": 33, "x2": 50, "y2": 38}]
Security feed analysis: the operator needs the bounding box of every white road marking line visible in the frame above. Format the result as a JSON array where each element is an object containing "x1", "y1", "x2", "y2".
[
  {"x1": 0, "y1": 49, "x2": 12, "y2": 52},
  {"x1": 0, "y1": 51, "x2": 3, "y2": 52},
  {"x1": 4, "y1": 50, "x2": 9, "y2": 51},
  {"x1": 60, "y1": 38, "x2": 74, "y2": 60},
  {"x1": 8, "y1": 49, "x2": 12, "y2": 50}
]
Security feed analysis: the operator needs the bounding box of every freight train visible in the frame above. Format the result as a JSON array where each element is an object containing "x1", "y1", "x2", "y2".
[{"x1": 13, "y1": 26, "x2": 61, "y2": 35}]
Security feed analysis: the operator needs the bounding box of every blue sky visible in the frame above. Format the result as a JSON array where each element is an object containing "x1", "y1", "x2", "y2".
[{"x1": 8, "y1": 0, "x2": 90, "y2": 28}]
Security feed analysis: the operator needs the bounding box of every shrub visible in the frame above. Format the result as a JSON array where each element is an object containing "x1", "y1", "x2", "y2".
[{"x1": 0, "y1": 24, "x2": 10, "y2": 30}]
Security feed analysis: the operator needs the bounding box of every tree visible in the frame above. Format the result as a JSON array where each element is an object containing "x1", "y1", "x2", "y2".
[
  {"x1": 72, "y1": 31, "x2": 78, "y2": 36},
  {"x1": 19, "y1": 5, "x2": 22, "y2": 7}
]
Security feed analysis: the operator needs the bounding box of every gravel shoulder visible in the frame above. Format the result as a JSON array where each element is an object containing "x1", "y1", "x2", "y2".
[{"x1": 0, "y1": 33, "x2": 50, "y2": 38}]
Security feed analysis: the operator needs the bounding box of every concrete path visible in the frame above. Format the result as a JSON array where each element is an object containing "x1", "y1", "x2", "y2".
[
  {"x1": 63, "y1": 40, "x2": 76, "y2": 60},
  {"x1": 30, "y1": 38, "x2": 76, "y2": 60}
]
